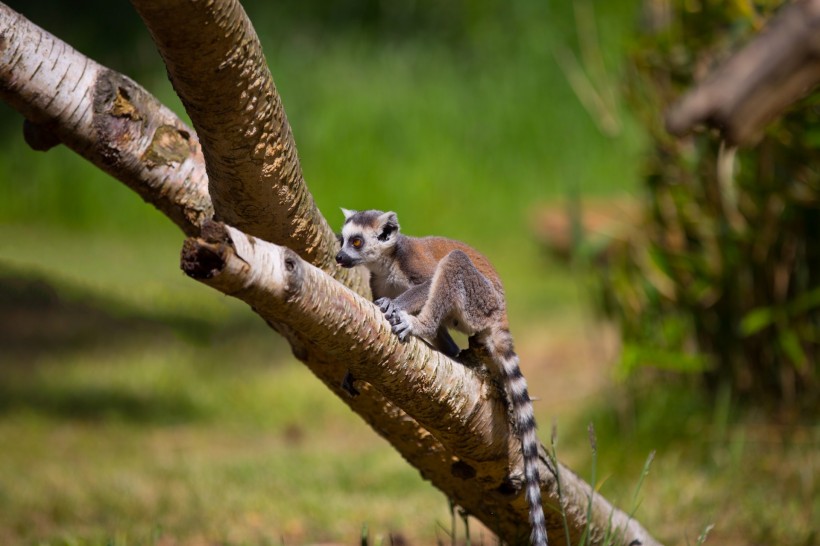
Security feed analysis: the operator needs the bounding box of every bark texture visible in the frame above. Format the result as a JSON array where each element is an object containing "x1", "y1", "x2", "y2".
[
  {"x1": 0, "y1": 3, "x2": 211, "y2": 235},
  {"x1": 666, "y1": 0, "x2": 820, "y2": 146},
  {"x1": 0, "y1": 2, "x2": 662, "y2": 545},
  {"x1": 129, "y1": 0, "x2": 366, "y2": 293}
]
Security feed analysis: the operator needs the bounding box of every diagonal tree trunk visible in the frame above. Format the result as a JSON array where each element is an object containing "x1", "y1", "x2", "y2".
[
  {"x1": 180, "y1": 219, "x2": 661, "y2": 546},
  {"x1": 0, "y1": 3, "x2": 662, "y2": 545}
]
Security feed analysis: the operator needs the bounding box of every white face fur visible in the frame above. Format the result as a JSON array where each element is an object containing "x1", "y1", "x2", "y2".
[{"x1": 335, "y1": 209, "x2": 399, "y2": 269}]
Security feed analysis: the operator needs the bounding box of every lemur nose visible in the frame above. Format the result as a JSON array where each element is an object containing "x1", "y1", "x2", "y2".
[{"x1": 335, "y1": 252, "x2": 344, "y2": 264}]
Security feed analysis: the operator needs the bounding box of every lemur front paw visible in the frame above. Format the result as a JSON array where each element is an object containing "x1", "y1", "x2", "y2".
[
  {"x1": 375, "y1": 297, "x2": 397, "y2": 319},
  {"x1": 390, "y1": 310, "x2": 415, "y2": 341},
  {"x1": 375, "y1": 297, "x2": 392, "y2": 312},
  {"x1": 375, "y1": 297, "x2": 414, "y2": 342}
]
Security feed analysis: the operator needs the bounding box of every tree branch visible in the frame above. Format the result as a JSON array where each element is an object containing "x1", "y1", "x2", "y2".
[
  {"x1": 665, "y1": 0, "x2": 820, "y2": 146},
  {"x1": 128, "y1": 0, "x2": 365, "y2": 293},
  {"x1": 0, "y1": 3, "x2": 662, "y2": 544},
  {"x1": 0, "y1": 2, "x2": 211, "y2": 236},
  {"x1": 180, "y1": 220, "x2": 662, "y2": 546},
  {"x1": 0, "y1": 0, "x2": 366, "y2": 292}
]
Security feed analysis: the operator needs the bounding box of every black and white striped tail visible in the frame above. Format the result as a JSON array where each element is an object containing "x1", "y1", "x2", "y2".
[{"x1": 489, "y1": 329, "x2": 548, "y2": 546}]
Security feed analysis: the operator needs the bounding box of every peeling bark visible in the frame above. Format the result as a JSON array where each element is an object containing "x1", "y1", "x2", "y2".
[
  {"x1": 0, "y1": 3, "x2": 211, "y2": 235},
  {"x1": 666, "y1": 0, "x2": 820, "y2": 146}
]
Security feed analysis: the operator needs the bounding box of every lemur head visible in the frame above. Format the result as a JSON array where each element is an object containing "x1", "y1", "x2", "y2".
[{"x1": 336, "y1": 208, "x2": 400, "y2": 268}]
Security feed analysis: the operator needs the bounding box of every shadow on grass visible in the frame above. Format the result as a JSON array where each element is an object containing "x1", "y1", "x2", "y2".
[
  {"x1": 0, "y1": 382, "x2": 208, "y2": 424},
  {"x1": 0, "y1": 265, "x2": 217, "y2": 362},
  {"x1": 0, "y1": 263, "x2": 286, "y2": 423}
]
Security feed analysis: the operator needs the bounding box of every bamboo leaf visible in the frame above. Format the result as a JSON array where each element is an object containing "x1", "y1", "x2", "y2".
[
  {"x1": 779, "y1": 330, "x2": 808, "y2": 371},
  {"x1": 739, "y1": 307, "x2": 776, "y2": 336}
]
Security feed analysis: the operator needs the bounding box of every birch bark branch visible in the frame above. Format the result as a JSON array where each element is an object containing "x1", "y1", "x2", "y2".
[
  {"x1": 181, "y1": 220, "x2": 662, "y2": 546},
  {"x1": 0, "y1": 2, "x2": 211, "y2": 236},
  {"x1": 0, "y1": 2, "x2": 662, "y2": 545}
]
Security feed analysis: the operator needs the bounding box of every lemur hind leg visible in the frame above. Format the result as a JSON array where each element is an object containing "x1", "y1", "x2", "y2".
[{"x1": 393, "y1": 250, "x2": 500, "y2": 344}]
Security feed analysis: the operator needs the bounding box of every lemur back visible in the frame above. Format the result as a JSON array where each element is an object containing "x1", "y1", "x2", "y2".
[{"x1": 336, "y1": 209, "x2": 548, "y2": 546}]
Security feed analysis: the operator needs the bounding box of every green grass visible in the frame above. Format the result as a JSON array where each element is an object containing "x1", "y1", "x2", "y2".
[
  {"x1": 0, "y1": 223, "x2": 225, "y2": 320},
  {"x1": 0, "y1": 258, "x2": 453, "y2": 545},
  {"x1": 571, "y1": 380, "x2": 820, "y2": 546},
  {"x1": 2, "y1": 228, "x2": 816, "y2": 545},
  {"x1": 0, "y1": 222, "x2": 587, "y2": 544},
  {"x1": 0, "y1": 381, "x2": 455, "y2": 545},
  {"x1": 0, "y1": 222, "x2": 594, "y2": 545}
]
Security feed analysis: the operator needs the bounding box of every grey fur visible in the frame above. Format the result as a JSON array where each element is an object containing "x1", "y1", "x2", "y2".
[{"x1": 336, "y1": 209, "x2": 547, "y2": 546}]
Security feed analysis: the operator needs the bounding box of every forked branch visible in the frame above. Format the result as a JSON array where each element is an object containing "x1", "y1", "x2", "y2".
[
  {"x1": 130, "y1": 0, "x2": 364, "y2": 292},
  {"x1": 0, "y1": 2, "x2": 662, "y2": 544}
]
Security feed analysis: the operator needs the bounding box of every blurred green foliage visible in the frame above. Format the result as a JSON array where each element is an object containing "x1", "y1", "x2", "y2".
[
  {"x1": 0, "y1": 0, "x2": 642, "y2": 247},
  {"x1": 595, "y1": 0, "x2": 819, "y2": 412}
]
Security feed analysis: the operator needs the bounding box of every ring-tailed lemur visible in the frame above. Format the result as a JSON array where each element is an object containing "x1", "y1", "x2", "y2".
[{"x1": 335, "y1": 208, "x2": 547, "y2": 546}]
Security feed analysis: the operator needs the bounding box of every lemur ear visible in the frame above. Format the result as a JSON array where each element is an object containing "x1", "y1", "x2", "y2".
[
  {"x1": 341, "y1": 208, "x2": 356, "y2": 221},
  {"x1": 377, "y1": 211, "x2": 399, "y2": 242}
]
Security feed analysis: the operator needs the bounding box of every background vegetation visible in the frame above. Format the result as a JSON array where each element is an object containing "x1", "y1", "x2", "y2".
[
  {"x1": 0, "y1": 1, "x2": 816, "y2": 545},
  {"x1": 597, "y1": 0, "x2": 819, "y2": 413}
]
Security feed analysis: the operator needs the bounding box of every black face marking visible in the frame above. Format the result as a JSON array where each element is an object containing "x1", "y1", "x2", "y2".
[
  {"x1": 336, "y1": 233, "x2": 343, "y2": 246},
  {"x1": 336, "y1": 250, "x2": 357, "y2": 268}
]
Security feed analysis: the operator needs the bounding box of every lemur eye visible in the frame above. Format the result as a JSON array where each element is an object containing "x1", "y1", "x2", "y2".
[{"x1": 351, "y1": 237, "x2": 363, "y2": 249}]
